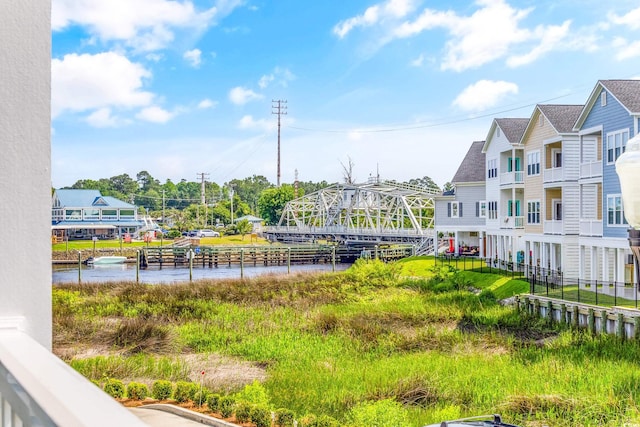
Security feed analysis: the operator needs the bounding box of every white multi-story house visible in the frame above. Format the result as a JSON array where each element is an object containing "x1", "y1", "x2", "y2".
[
  {"x1": 573, "y1": 80, "x2": 640, "y2": 285},
  {"x1": 482, "y1": 118, "x2": 529, "y2": 265},
  {"x1": 521, "y1": 104, "x2": 583, "y2": 279},
  {"x1": 434, "y1": 141, "x2": 486, "y2": 257}
]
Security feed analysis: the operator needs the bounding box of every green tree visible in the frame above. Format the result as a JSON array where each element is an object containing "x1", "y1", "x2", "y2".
[
  {"x1": 257, "y1": 185, "x2": 295, "y2": 225},
  {"x1": 228, "y1": 175, "x2": 272, "y2": 213},
  {"x1": 406, "y1": 176, "x2": 441, "y2": 192},
  {"x1": 137, "y1": 170, "x2": 160, "y2": 192},
  {"x1": 236, "y1": 219, "x2": 252, "y2": 240}
]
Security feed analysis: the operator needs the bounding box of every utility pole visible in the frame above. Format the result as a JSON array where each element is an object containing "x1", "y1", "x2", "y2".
[
  {"x1": 294, "y1": 169, "x2": 299, "y2": 199},
  {"x1": 162, "y1": 189, "x2": 165, "y2": 225},
  {"x1": 272, "y1": 99, "x2": 287, "y2": 187}
]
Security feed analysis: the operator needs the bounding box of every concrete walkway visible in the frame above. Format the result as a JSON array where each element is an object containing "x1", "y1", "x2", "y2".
[{"x1": 129, "y1": 404, "x2": 238, "y2": 427}]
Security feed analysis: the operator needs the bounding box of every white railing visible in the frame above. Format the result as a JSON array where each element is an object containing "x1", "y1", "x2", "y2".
[
  {"x1": 579, "y1": 161, "x2": 602, "y2": 179},
  {"x1": 580, "y1": 219, "x2": 603, "y2": 236},
  {"x1": 499, "y1": 171, "x2": 524, "y2": 186},
  {"x1": 265, "y1": 225, "x2": 434, "y2": 237},
  {"x1": 501, "y1": 216, "x2": 524, "y2": 229},
  {"x1": 543, "y1": 220, "x2": 564, "y2": 235},
  {"x1": 0, "y1": 318, "x2": 149, "y2": 427},
  {"x1": 543, "y1": 167, "x2": 564, "y2": 183}
]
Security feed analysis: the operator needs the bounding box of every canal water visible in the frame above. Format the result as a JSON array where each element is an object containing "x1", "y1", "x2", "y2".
[{"x1": 53, "y1": 263, "x2": 351, "y2": 284}]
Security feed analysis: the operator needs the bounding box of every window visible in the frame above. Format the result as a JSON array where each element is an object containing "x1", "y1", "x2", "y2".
[
  {"x1": 487, "y1": 159, "x2": 497, "y2": 179},
  {"x1": 601, "y1": 91, "x2": 607, "y2": 106},
  {"x1": 119, "y1": 209, "x2": 135, "y2": 218},
  {"x1": 607, "y1": 194, "x2": 627, "y2": 226},
  {"x1": 507, "y1": 157, "x2": 522, "y2": 172},
  {"x1": 488, "y1": 201, "x2": 498, "y2": 220},
  {"x1": 448, "y1": 201, "x2": 461, "y2": 218},
  {"x1": 507, "y1": 200, "x2": 521, "y2": 217},
  {"x1": 65, "y1": 209, "x2": 81, "y2": 220},
  {"x1": 83, "y1": 209, "x2": 100, "y2": 220},
  {"x1": 606, "y1": 129, "x2": 629, "y2": 164},
  {"x1": 552, "y1": 149, "x2": 562, "y2": 168},
  {"x1": 496, "y1": 127, "x2": 501, "y2": 137},
  {"x1": 477, "y1": 201, "x2": 487, "y2": 218},
  {"x1": 539, "y1": 115, "x2": 544, "y2": 127},
  {"x1": 527, "y1": 151, "x2": 540, "y2": 176},
  {"x1": 527, "y1": 201, "x2": 540, "y2": 224}
]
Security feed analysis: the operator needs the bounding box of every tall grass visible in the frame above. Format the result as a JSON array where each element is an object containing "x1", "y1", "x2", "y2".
[{"x1": 53, "y1": 258, "x2": 640, "y2": 426}]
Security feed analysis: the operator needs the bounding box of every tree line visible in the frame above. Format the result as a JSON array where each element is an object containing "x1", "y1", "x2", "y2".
[{"x1": 62, "y1": 171, "x2": 448, "y2": 229}]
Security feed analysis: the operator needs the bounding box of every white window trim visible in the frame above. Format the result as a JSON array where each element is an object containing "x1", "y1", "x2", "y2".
[
  {"x1": 607, "y1": 193, "x2": 626, "y2": 227},
  {"x1": 451, "y1": 201, "x2": 460, "y2": 218},
  {"x1": 606, "y1": 128, "x2": 629, "y2": 165},
  {"x1": 601, "y1": 91, "x2": 607, "y2": 107},
  {"x1": 527, "y1": 200, "x2": 541, "y2": 224},
  {"x1": 479, "y1": 200, "x2": 487, "y2": 218},
  {"x1": 527, "y1": 150, "x2": 541, "y2": 176}
]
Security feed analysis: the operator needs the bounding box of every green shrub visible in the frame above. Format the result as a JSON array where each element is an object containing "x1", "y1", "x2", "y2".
[
  {"x1": 275, "y1": 408, "x2": 295, "y2": 427},
  {"x1": 174, "y1": 381, "x2": 197, "y2": 403},
  {"x1": 250, "y1": 405, "x2": 271, "y2": 427},
  {"x1": 193, "y1": 389, "x2": 209, "y2": 407},
  {"x1": 103, "y1": 379, "x2": 125, "y2": 398},
  {"x1": 234, "y1": 380, "x2": 271, "y2": 407},
  {"x1": 151, "y1": 380, "x2": 173, "y2": 400},
  {"x1": 207, "y1": 393, "x2": 221, "y2": 412},
  {"x1": 235, "y1": 401, "x2": 253, "y2": 424},
  {"x1": 126, "y1": 382, "x2": 149, "y2": 400},
  {"x1": 349, "y1": 399, "x2": 410, "y2": 427},
  {"x1": 219, "y1": 396, "x2": 236, "y2": 418},
  {"x1": 167, "y1": 229, "x2": 182, "y2": 239},
  {"x1": 315, "y1": 415, "x2": 339, "y2": 427},
  {"x1": 298, "y1": 414, "x2": 317, "y2": 427}
]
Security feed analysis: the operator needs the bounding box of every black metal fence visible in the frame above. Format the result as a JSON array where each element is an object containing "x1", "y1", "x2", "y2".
[{"x1": 435, "y1": 255, "x2": 639, "y2": 308}]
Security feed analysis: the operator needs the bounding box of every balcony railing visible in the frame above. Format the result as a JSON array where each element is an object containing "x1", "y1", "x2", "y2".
[
  {"x1": 544, "y1": 220, "x2": 564, "y2": 235},
  {"x1": 0, "y1": 318, "x2": 148, "y2": 427},
  {"x1": 580, "y1": 161, "x2": 602, "y2": 179},
  {"x1": 580, "y1": 219, "x2": 603, "y2": 236},
  {"x1": 543, "y1": 167, "x2": 565, "y2": 183},
  {"x1": 500, "y1": 171, "x2": 524, "y2": 186},
  {"x1": 501, "y1": 216, "x2": 524, "y2": 229}
]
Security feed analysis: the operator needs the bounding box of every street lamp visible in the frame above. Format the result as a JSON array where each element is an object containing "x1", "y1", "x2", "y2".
[{"x1": 616, "y1": 133, "x2": 640, "y2": 287}]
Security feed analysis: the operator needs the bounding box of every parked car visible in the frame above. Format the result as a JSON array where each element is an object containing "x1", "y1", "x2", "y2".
[
  {"x1": 195, "y1": 229, "x2": 220, "y2": 237},
  {"x1": 425, "y1": 414, "x2": 521, "y2": 427}
]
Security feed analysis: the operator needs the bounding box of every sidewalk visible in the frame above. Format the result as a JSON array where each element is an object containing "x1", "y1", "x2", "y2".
[{"x1": 129, "y1": 404, "x2": 238, "y2": 427}]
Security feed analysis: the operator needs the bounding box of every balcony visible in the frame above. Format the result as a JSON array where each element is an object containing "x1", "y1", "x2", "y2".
[
  {"x1": 501, "y1": 216, "x2": 524, "y2": 229},
  {"x1": 543, "y1": 167, "x2": 565, "y2": 183},
  {"x1": 0, "y1": 318, "x2": 148, "y2": 427},
  {"x1": 580, "y1": 219, "x2": 603, "y2": 236},
  {"x1": 500, "y1": 171, "x2": 524, "y2": 186},
  {"x1": 580, "y1": 161, "x2": 602, "y2": 179},
  {"x1": 544, "y1": 220, "x2": 564, "y2": 235}
]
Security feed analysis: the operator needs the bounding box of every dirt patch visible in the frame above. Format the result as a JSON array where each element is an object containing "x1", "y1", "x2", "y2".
[{"x1": 181, "y1": 353, "x2": 267, "y2": 391}]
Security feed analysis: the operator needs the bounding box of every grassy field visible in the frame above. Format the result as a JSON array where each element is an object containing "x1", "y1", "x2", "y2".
[
  {"x1": 52, "y1": 235, "x2": 270, "y2": 252},
  {"x1": 53, "y1": 256, "x2": 640, "y2": 426}
]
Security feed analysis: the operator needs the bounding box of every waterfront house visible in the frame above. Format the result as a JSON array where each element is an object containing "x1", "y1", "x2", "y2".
[
  {"x1": 52, "y1": 189, "x2": 148, "y2": 240},
  {"x1": 521, "y1": 104, "x2": 583, "y2": 279},
  {"x1": 573, "y1": 80, "x2": 640, "y2": 285},
  {"x1": 482, "y1": 118, "x2": 529, "y2": 266},
  {"x1": 434, "y1": 141, "x2": 486, "y2": 257}
]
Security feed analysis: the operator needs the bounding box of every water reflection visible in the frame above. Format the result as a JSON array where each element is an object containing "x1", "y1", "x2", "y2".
[{"x1": 53, "y1": 263, "x2": 350, "y2": 284}]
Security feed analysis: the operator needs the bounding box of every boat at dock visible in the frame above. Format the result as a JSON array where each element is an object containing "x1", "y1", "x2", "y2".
[{"x1": 85, "y1": 256, "x2": 127, "y2": 265}]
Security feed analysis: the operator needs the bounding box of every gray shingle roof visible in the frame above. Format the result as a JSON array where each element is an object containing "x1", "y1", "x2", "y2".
[
  {"x1": 537, "y1": 104, "x2": 583, "y2": 133},
  {"x1": 451, "y1": 141, "x2": 486, "y2": 184},
  {"x1": 600, "y1": 80, "x2": 640, "y2": 113},
  {"x1": 495, "y1": 118, "x2": 529, "y2": 143}
]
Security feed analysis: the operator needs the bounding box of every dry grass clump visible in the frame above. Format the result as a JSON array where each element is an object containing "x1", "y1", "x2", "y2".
[
  {"x1": 500, "y1": 394, "x2": 577, "y2": 416},
  {"x1": 107, "y1": 318, "x2": 175, "y2": 355},
  {"x1": 367, "y1": 375, "x2": 443, "y2": 408}
]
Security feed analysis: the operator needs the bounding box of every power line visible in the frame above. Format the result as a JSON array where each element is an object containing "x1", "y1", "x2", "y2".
[
  {"x1": 272, "y1": 99, "x2": 287, "y2": 186},
  {"x1": 197, "y1": 172, "x2": 210, "y2": 205}
]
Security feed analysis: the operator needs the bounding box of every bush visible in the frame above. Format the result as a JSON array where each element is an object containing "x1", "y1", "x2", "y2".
[
  {"x1": 349, "y1": 399, "x2": 410, "y2": 427},
  {"x1": 207, "y1": 393, "x2": 221, "y2": 412},
  {"x1": 235, "y1": 401, "x2": 253, "y2": 424},
  {"x1": 234, "y1": 380, "x2": 271, "y2": 407},
  {"x1": 193, "y1": 389, "x2": 210, "y2": 407},
  {"x1": 250, "y1": 405, "x2": 271, "y2": 427},
  {"x1": 152, "y1": 380, "x2": 173, "y2": 400},
  {"x1": 126, "y1": 382, "x2": 149, "y2": 400},
  {"x1": 103, "y1": 379, "x2": 125, "y2": 398},
  {"x1": 298, "y1": 414, "x2": 317, "y2": 427},
  {"x1": 219, "y1": 396, "x2": 236, "y2": 418},
  {"x1": 174, "y1": 381, "x2": 197, "y2": 403},
  {"x1": 315, "y1": 415, "x2": 339, "y2": 427},
  {"x1": 275, "y1": 408, "x2": 295, "y2": 427},
  {"x1": 166, "y1": 229, "x2": 182, "y2": 239}
]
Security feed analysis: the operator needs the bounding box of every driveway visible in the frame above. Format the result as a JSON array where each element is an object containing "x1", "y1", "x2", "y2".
[{"x1": 129, "y1": 405, "x2": 238, "y2": 427}]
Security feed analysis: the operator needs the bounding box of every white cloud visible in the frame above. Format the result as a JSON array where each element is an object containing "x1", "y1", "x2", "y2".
[
  {"x1": 333, "y1": 0, "x2": 417, "y2": 38},
  {"x1": 410, "y1": 54, "x2": 424, "y2": 67},
  {"x1": 52, "y1": 52, "x2": 154, "y2": 118},
  {"x1": 229, "y1": 86, "x2": 263, "y2": 105},
  {"x1": 183, "y1": 48, "x2": 202, "y2": 67},
  {"x1": 52, "y1": 0, "x2": 243, "y2": 52},
  {"x1": 85, "y1": 108, "x2": 121, "y2": 127},
  {"x1": 609, "y1": 7, "x2": 640, "y2": 30},
  {"x1": 453, "y1": 80, "x2": 519, "y2": 112},
  {"x1": 507, "y1": 20, "x2": 571, "y2": 67},
  {"x1": 258, "y1": 67, "x2": 296, "y2": 89},
  {"x1": 612, "y1": 37, "x2": 640, "y2": 60},
  {"x1": 198, "y1": 99, "x2": 217, "y2": 109},
  {"x1": 136, "y1": 106, "x2": 176, "y2": 123},
  {"x1": 238, "y1": 115, "x2": 274, "y2": 131}
]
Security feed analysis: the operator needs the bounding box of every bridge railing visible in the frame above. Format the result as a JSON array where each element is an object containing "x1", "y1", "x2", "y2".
[
  {"x1": 264, "y1": 225, "x2": 434, "y2": 237},
  {"x1": 0, "y1": 319, "x2": 148, "y2": 427}
]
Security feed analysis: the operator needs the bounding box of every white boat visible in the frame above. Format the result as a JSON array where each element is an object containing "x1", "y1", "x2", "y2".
[{"x1": 86, "y1": 256, "x2": 127, "y2": 265}]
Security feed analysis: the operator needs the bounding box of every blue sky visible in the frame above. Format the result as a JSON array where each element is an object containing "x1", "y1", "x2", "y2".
[{"x1": 52, "y1": 0, "x2": 640, "y2": 189}]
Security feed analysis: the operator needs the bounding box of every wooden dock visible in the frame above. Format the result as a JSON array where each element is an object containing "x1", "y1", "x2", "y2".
[{"x1": 140, "y1": 244, "x2": 414, "y2": 268}]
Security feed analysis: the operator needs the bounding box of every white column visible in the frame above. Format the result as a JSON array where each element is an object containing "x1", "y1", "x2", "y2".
[
  {"x1": 454, "y1": 231, "x2": 459, "y2": 256},
  {"x1": 602, "y1": 247, "x2": 609, "y2": 282},
  {"x1": 579, "y1": 245, "x2": 584, "y2": 281}
]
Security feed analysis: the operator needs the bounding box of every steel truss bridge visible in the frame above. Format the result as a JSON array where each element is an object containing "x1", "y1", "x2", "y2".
[{"x1": 263, "y1": 179, "x2": 439, "y2": 254}]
